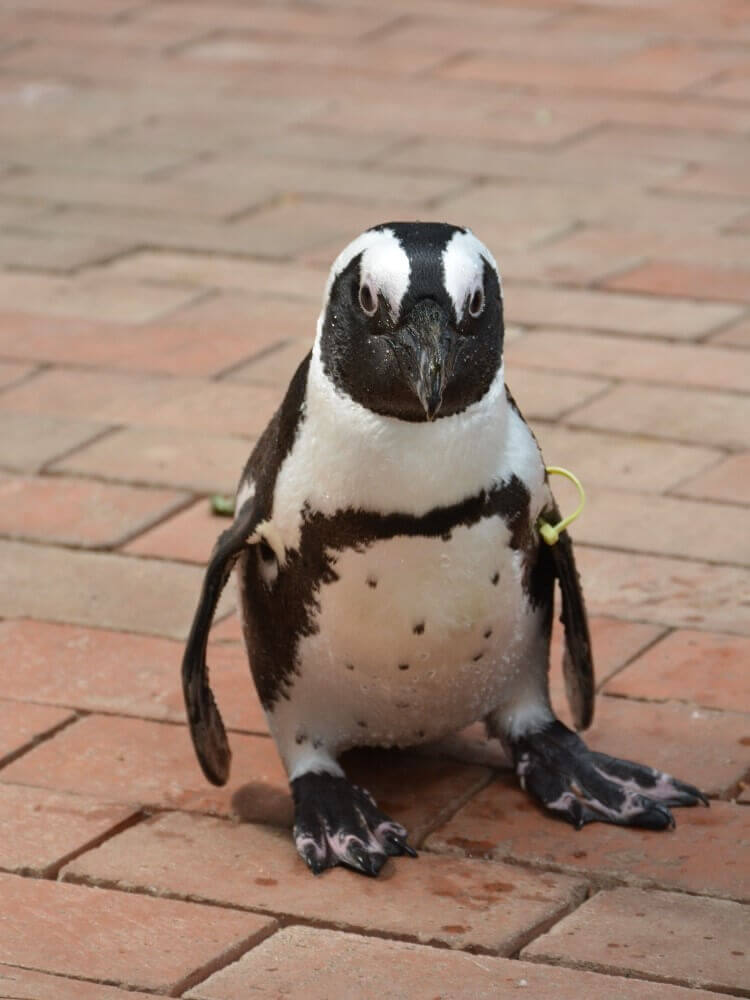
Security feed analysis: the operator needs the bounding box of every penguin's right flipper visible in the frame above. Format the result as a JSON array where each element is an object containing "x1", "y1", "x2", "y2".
[{"x1": 182, "y1": 494, "x2": 261, "y2": 786}]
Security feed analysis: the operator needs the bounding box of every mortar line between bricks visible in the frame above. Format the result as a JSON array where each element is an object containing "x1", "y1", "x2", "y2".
[
  {"x1": 420, "y1": 840, "x2": 750, "y2": 905},
  {"x1": 510, "y1": 316, "x2": 745, "y2": 347},
  {"x1": 107, "y1": 490, "x2": 199, "y2": 551},
  {"x1": 562, "y1": 419, "x2": 744, "y2": 455},
  {"x1": 697, "y1": 306, "x2": 750, "y2": 343},
  {"x1": 411, "y1": 766, "x2": 496, "y2": 848},
  {"x1": 169, "y1": 919, "x2": 279, "y2": 998},
  {"x1": 55, "y1": 867, "x2": 576, "y2": 961},
  {"x1": 0, "y1": 699, "x2": 268, "y2": 739},
  {"x1": 213, "y1": 337, "x2": 292, "y2": 381},
  {"x1": 505, "y1": 275, "x2": 750, "y2": 311},
  {"x1": 0, "y1": 711, "x2": 81, "y2": 772},
  {"x1": 37, "y1": 425, "x2": 121, "y2": 475},
  {"x1": 40, "y1": 808, "x2": 149, "y2": 881},
  {"x1": 519, "y1": 950, "x2": 750, "y2": 998},
  {"x1": 0, "y1": 956, "x2": 173, "y2": 999},
  {"x1": 600, "y1": 689, "x2": 749, "y2": 724},
  {"x1": 570, "y1": 537, "x2": 750, "y2": 570},
  {"x1": 593, "y1": 626, "x2": 672, "y2": 693}
]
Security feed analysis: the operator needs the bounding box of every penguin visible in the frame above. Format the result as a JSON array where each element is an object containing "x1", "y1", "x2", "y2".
[{"x1": 182, "y1": 222, "x2": 706, "y2": 877}]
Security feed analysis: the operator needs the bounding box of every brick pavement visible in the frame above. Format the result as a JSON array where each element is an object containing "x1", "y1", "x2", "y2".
[{"x1": 0, "y1": 1, "x2": 748, "y2": 996}]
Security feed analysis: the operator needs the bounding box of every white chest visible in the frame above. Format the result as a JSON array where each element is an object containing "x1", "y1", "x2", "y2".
[{"x1": 268, "y1": 515, "x2": 543, "y2": 755}]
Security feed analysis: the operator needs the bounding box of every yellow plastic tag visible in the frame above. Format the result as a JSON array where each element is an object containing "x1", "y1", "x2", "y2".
[{"x1": 538, "y1": 466, "x2": 586, "y2": 545}]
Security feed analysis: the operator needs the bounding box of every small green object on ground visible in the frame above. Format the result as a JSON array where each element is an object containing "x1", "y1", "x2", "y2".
[{"x1": 210, "y1": 495, "x2": 235, "y2": 517}]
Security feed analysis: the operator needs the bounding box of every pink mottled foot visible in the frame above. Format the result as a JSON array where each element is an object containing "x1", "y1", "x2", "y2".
[
  {"x1": 291, "y1": 772, "x2": 417, "y2": 877},
  {"x1": 513, "y1": 720, "x2": 708, "y2": 830}
]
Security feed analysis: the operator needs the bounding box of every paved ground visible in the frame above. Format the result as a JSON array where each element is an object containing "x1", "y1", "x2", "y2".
[{"x1": 0, "y1": 0, "x2": 748, "y2": 996}]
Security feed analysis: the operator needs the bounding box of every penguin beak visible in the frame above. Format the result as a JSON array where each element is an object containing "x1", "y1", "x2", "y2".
[{"x1": 399, "y1": 299, "x2": 458, "y2": 421}]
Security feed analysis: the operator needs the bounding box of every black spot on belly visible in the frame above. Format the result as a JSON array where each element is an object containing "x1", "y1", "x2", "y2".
[
  {"x1": 472, "y1": 652, "x2": 484, "y2": 662},
  {"x1": 366, "y1": 575, "x2": 378, "y2": 588},
  {"x1": 357, "y1": 720, "x2": 368, "y2": 728},
  {"x1": 491, "y1": 571, "x2": 500, "y2": 585},
  {"x1": 345, "y1": 662, "x2": 355, "y2": 671},
  {"x1": 413, "y1": 621, "x2": 425, "y2": 635},
  {"x1": 484, "y1": 627, "x2": 493, "y2": 639},
  {"x1": 398, "y1": 663, "x2": 410, "y2": 671}
]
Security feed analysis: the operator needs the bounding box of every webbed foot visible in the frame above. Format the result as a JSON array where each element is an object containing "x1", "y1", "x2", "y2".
[
  {"x1": 291, "y1": 771, "x2": 417, "y2": 877},
  {"x1": 513, "y1": 720, "x2": 708, "y2": 830}
]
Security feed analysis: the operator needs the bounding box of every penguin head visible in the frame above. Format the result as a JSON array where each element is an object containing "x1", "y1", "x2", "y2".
[{"x1": 318, "y1": 221, "x2": 504, "y2": 422}]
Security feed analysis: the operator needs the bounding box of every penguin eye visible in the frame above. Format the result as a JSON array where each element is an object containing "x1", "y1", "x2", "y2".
[
  {"x1": 358, "y1": 281, "x2": 378, "y2": 317},
  {"x1": 468, "y1": 286, "x2": 485, "y2": 318}
]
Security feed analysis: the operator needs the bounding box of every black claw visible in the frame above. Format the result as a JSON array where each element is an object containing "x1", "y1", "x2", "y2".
[
  {"x1": 347, "y1": 843, "x2": 386, "y2": 877},
  {"x1": 384, "y1": 832, "x2": 418, "y2": 857},
  {"x1": 631, "y1": 798, "x2": 675, "y2": 831}
]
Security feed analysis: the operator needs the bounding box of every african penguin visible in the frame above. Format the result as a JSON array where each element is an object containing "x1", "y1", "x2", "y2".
[{"x1": 183, "y1": 222, "x2": 706, "y2": 877}]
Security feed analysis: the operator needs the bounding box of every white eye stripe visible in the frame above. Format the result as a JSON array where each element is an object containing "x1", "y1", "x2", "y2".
[
  {"x1": 323, "y1": 227, "x2": 410, "y2": 322},
  {"x1": 442, "y1": 229, "x2": 501, "y2": 321}
]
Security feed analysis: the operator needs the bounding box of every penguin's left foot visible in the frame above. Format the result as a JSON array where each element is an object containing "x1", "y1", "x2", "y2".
[
  {"x1": 512, "y1": 720, "x2": 708, "y2": 830},
  {"x1": 290, "y1": 771, "x2": 418, "y2": 877}
]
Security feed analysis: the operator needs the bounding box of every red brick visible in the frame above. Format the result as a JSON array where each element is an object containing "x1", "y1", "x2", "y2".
[
  {"x1": 427, "y1": 777, "x2": 749, "y2": 903},
  {"x1": 106, "y1": 251, "x2": 325, "y2": 302},
  {"x1": 0, "y1": 784, "x2": 137, "y2": 877},
  {"x1": 0, "y1": 271, "x2": 199, "y2": 324},
  {"x1": 186, "y1": 925, "x2": 724, "y2": 1000},
  {"x1": 507, "y1": 329, "x2": 750, "y2": 393},
  {"x1": 0, "y1": 361, "x2": 35, "y2": 388},
  {"x1": 0, "y1": 474, "x2": 187, "y2": 548},
  {"x1": 521, "y1": 887, "x2": 749, "y2": 994},
  {"x1": 0, "y1": 714, "x2": 283, "y2": 815},
  {"x1": 0, "y1": 412, "x2": 106, "y2": 473},
  {"x1": 62, "y1": 810, "x2": 586, "y2": 956},
  {"x1": 0, "y1": 368, "x2": 281, "y2": 438},
  {"x1": 567, "y1": 487, "x2": 749, "y2": 566},
  {"x1": 441, "y1": 43, "x2": 743, "y2": 95},
  {"x1": 226, "y1": 338, "x2": 311, "y2": 390},
  {"x1": 661, "y1": 164, "x2": 750, "y2": 199},
  {"x1": 710, "y1": 316, "x2": 750, "y2": 348},
  {"x1": 506, "y1": 368, "x2": 608, "y2": 421},
  {"x1": 0, "y1": 871, "x2": 275, "y2": 994},
  {"x1": 604, "y1": 629, "x2": 750, "y2": 712},
  {"x1": 0, "y1": 967, "x2": 157, "y2": 1000},
  {"x1": 569, "y1": 383, "x2": 750, "y2": 450},
  {"x1": 0, "y1": 620, "x2": 266, "y2": 733},
  {"x1": 124, "y1": 499, "x2": 222, "y2": 562},
  {"x1": 606, "y1": 261, "x2": 750, "y2": 304},
  {"x1": 676, "y1": 452, "x2": 750, "y2": 505},
  {"x1": 0, "y1": 541, "x2": 232, "y2": 639},
  {"x1": 534, "y1": 423, "x2": 720, "y2": 494},
  {"x1": 549, "y1": 616, "x2": 665, "y2": 705},
  {"x1": 0, "y1": 700, "x2": 74, "y2": 765},
  {"x1": 55, "y1": 426, "x2": 250, "y2": 494},
  {"x1": 575, "y1": 546, "x2": 750, "y2": 634},
  {"x1": 504, "y1": 283, "x2": 740, "y2": 339}
]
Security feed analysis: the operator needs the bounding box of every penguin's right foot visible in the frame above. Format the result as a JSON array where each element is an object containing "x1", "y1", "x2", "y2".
[{"x1": 290, "y1": 771, "x2": 417, "y2": 877}]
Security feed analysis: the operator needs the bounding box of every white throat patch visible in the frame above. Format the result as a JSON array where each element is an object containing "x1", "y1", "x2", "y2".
[
  {"x1": 322, "y1": 226, "x2": 410, "y2": 323},
  {"x1": 442, "y1": 229, "x2": 501, "y2": 320}
]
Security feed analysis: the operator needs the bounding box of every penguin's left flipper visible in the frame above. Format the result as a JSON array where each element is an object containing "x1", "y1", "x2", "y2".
[
  {"x1": 548, "y1": 524, "x2": 594, "y2": 731},
  {"x1": 182, "y1": 494, "x2": 261, "y2": 787},
  {"x1": 291, "y1": 772, "x2": 417, "y2": 877},
  {"x1": 514, "y1": 720, "x2": 708, "y2": 830}
]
